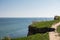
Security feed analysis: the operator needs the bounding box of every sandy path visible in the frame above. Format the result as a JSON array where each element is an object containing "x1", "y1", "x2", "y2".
[{"x1": 49, "y1": 22, "x2": 60, "y2": 40}]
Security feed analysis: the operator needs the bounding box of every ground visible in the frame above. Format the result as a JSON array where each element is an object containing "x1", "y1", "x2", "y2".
[{"x1": 49, "y1": 22, "x2": 60, "y2": 40}]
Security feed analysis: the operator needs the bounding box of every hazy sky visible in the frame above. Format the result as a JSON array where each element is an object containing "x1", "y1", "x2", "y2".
[{"x1": 0, "y1": 0, "x2": 60, "y2": 17}]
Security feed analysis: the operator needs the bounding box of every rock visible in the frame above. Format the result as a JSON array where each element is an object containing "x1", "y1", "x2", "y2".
[
  {"x1": 27, "y1": 25, "x2": 55, "y2": 36},
  {"x1": 54, "y1": 16, "x2": 60, "y2": 20}
]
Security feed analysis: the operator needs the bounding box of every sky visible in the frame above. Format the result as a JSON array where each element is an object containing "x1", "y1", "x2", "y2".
[{"x1": 0, "y1": 0, "x2": 60, "y2": 17}]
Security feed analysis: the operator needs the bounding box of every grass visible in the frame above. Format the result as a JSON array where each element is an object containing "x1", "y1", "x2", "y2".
[
  {"x1": 11, "y1": 33, "x2": 49, "y2": 40},
  {"x1": 57, "y1": 26, "x2": 60, "y2": 33},
  {"x1": 31, "y1": 20, "x2": 60, "y2": 28}
]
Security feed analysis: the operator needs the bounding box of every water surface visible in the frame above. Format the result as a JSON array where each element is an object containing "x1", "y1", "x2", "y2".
[{"x1": 0, "y1": 18, "x2": 53, "y2": 39}]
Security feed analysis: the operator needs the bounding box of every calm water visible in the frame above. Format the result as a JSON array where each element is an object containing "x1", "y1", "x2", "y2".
[{"x1": 0, "y1": 18, "x2": 53, "y2": 39}]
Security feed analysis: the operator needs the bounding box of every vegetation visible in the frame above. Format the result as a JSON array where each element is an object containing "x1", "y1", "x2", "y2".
[
  {"x1": 57, "y1": 26, "x2": 60, "y2": 33},
  {"x1": 54, "y1": 16, "x2": 60, "y2": 20},
  {"x1": 11, "y1": 33, "x2": 49, "y2": 40},
  {"x1": 31, "y1": 20, "x2": 60, "y2": 28}
]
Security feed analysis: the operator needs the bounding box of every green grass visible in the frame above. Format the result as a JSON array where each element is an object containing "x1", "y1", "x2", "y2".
[
  {"x1": 57, "y1": 26, "x2": 60, "y2": 33},
  {"x1": 11, "y1": 33, "x2": 49, "y2": 40},
  {"x1": 31, "y1": 20, "x2": 60, "y2": 28}
]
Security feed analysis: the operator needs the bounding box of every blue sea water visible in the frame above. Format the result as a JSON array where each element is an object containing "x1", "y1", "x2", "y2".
[{"x1": 0, "y1": 18, "x2": 53, "y2": 39}]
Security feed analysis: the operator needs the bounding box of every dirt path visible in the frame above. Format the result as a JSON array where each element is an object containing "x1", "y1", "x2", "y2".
[{"x1": 49, "y1": 22, "x2": 60, "y2": 40}]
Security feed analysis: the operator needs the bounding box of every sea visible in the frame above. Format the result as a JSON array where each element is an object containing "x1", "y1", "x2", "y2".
[{"x1": 0, "y1": 18, "x2": 53, "y2": 39}]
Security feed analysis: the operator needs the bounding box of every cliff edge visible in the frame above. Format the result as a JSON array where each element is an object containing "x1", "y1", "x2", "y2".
[{"x1": 27, "y1": 16, "x2": 60, "y2": 36}]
